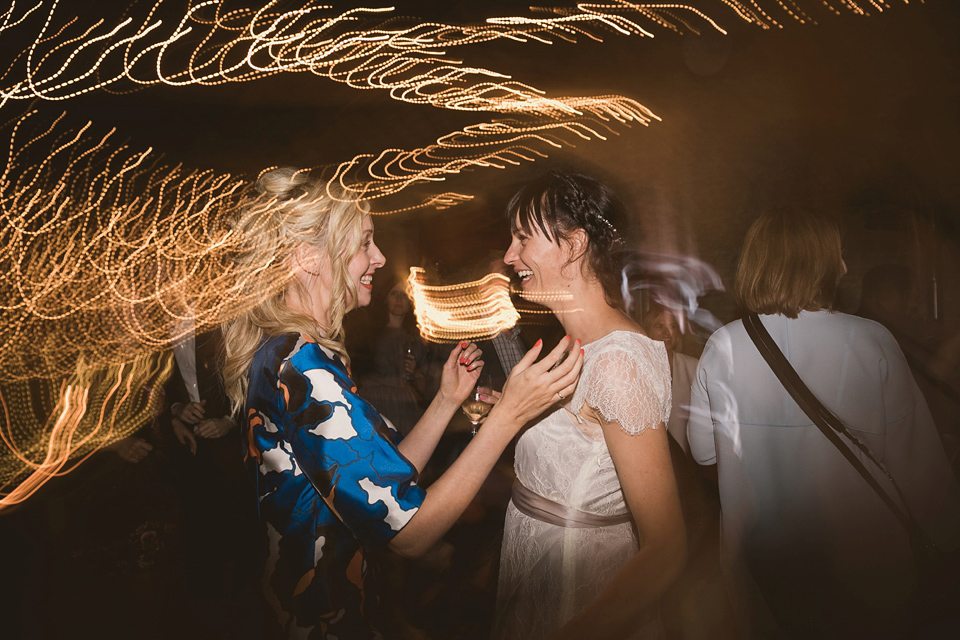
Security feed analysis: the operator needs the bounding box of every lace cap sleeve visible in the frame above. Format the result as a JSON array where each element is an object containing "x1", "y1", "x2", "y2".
[{"x1": 572, "y1": 333, "x2": 672, "y2": 435}]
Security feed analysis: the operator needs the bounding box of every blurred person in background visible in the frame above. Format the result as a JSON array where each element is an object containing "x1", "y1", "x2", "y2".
[
  {"x1": 688, "y1": 207, "x2": 960, "y2": 639},
  {"x1": 643, "y1": 303, "x2": 698, "y2": 455},
  {"x1": 352, "y1": 273, "x2": 428, "y2": 436},
  {"x1": 643, "y1": 301, "x2": 733, "y2": 640},
  {"x1": 165, "y1": 326, "x2": 262, "y2": 635}
]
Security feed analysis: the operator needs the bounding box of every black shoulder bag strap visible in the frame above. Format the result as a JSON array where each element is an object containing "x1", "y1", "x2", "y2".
[{"x1": 742, "y1": 313, "x2": 935, "y2": 557}]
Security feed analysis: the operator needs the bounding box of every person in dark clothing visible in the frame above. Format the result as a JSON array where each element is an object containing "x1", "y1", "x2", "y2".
[{"x1": 165, "y1": 327, "x2": 264, "y2": 635}]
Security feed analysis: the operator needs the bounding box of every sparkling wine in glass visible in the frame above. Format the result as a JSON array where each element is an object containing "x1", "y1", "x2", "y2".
[{"x1": 461, "y1": 374, "x2": 493, "y2": 435}]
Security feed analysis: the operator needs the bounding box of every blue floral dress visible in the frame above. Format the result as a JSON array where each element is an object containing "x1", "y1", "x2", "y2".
[{"x1": 246, "y1": 333, "x2": 426, "y2": 639}]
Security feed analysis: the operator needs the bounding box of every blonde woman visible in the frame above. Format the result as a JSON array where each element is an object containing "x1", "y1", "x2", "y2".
[
  {"x1": 221, "y1": 168, "x2": 581, "y2": 639},
  {"x1": 493, "y1": 171, "x2": 686, "y2": 640}
]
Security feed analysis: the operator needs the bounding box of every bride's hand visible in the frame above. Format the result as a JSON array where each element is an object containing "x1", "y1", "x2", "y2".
[{"x1": 492, "y1": 336, "x2": 582, "y2": 427}]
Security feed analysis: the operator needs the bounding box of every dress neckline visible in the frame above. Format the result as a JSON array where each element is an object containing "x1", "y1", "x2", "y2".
[{"x1": 582, "y1": 329, "x2": 658, "y2": 350}]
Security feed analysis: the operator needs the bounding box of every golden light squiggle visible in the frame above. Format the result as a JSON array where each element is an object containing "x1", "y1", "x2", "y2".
[
  {"x1": 0, "y1": 352, "x2": 171, "y2": 506},
  {"x1": 0, "y1": 0, "x2": 923, "y2": 506},
  {"x1": 370, "y1": 192, "x2": 473, "y2": 216},
  {"x1": 0, "y1": 1, "x2": 917, "y2": 111},
  {"x1": 407, "y1": 267, "x2": 520, "y2": 343},
  {"x1": 0, "y1": 111, "x2": 272, "y2": 506},
  {"x1": 406, "y1": 266, "x2": 587, "y2": 343},
  {"x1": 326, "y1": 95, "x2": 660, "y2": 203},
  {"x1": 0, "y1": 1, "x2": 726, "y2": 110},
  {"x1": 0, "y1": 111, "x2": 255, "y2": 380}
]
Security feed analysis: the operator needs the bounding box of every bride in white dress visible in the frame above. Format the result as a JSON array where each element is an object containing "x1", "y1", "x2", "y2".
[{"x1": 492, "y1": 171, "x2": 687, "y2": 640}]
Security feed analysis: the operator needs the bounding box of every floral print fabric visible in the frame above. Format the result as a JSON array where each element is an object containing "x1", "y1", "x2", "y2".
[{"x1": 247, "y1": 333, "x2": 425, "y2": 639}]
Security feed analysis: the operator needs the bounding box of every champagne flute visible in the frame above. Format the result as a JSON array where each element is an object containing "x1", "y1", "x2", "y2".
[{"x1": 461, "y1": 373, "x2": 493, "y2": 435}]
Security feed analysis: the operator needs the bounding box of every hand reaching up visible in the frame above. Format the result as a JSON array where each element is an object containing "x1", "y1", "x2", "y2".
[
  {"x1": 437, "y1": 341, "x2": 484, "y2": 406},
  {"x1": 491, "y1": 336, "x2": 583, "y2": 428}
]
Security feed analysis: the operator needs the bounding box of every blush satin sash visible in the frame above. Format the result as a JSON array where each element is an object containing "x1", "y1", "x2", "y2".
[{"x1": 511, "y1": 480, "x2": 631, "y2": 529}]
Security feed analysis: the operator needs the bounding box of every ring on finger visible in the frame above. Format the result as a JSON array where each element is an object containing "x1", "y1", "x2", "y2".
[{"x1": 557, "y1": 391, "x2": 565, "y2": 400}]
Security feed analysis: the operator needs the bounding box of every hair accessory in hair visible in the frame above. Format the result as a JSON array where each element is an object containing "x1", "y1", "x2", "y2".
[
  {"x1": 595, "y1": 213, "x2": 619, "y2": 237},
  {"x1": 589, "y1": 209, "x2": 621, "y2": 244},
  {"x1": 556, "y1": 171, "x2": 621, "y2": 241}
]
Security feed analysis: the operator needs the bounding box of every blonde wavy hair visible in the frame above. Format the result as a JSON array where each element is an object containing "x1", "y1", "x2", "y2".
[{"x1": 221, "y1": 168, "x2": 368, "y2": 415}]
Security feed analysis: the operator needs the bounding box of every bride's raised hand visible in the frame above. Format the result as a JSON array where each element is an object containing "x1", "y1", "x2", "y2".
[{"x1": 492, "y1": 336, "x2": 583, "y2": 426}]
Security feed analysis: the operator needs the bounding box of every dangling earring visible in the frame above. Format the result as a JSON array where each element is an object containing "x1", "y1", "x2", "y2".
[{"x1": 296, "y1": 251, "x2": 323, "y2": 276}]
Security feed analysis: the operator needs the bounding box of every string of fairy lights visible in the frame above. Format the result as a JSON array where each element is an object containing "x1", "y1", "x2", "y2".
[{"x1": 0, "y1": 0, "x2": 918, "y2": 506}]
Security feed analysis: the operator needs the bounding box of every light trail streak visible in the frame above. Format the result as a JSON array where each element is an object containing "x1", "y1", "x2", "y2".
[
  {"x1": 407, "y1": 267, "x2": 520, "y2": 343},
  {"x1": 325, "y1": 94, "x2": 659, "y2": 203},
  {"x1": 0, "y1": 1, "x2": 728, "y2": 113},
  {"x1": 0, "y1": 112, "x2": 252, "y2": 380},
  {"x1": 0, "y1": 352, "x2": 171, "y2": 506},
  {"x1": 406, "y1": 266, "x2": 582, "y2": 344},
  {"x1": 0, "y1": 0, "x2": 922, "y2": 506},
  {"x1": 2, "y1": 1, "x2": 910, "y2": 111},
  {"x1": 0, "y1": 111, "x2": 253, "y2": 506},
  {"x1": 370, "y1": 192, "x2": 474, "y2": 215}
]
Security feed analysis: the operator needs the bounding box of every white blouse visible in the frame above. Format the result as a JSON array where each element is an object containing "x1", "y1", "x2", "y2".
[{"x1": 688, "y1": 310, "x2": 960, "y2": 636}]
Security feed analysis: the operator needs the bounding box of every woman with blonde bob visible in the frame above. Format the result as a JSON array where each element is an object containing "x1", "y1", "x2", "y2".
[
  {"x1": 222, "y1": 168, "x2": 582, "y2": 639},
  {"x1": 687, "y1": 207, "x2": 960, "y2": 639}
]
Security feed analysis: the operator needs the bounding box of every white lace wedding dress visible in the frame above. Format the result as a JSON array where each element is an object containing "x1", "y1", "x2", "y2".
[{"x1": 493, "y1": 331, "x2": 672, "y2": 640}]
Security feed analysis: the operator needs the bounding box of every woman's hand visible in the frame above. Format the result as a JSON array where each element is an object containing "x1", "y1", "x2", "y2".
[
  {"x1": 195, "y1": 417, "x2": 235, "y2": 439},
  {"x1": 172, "y1": 418, "x2": 197, "y2": 455},
  {"x1": 176, "y1": 399, "x2": 206, "y2": 425},
  {"x1": 403, "y1": 351, "x2": 417, "y2": 378},
  {"x1": 492, "y1": 336, "x2": 583, "y2": 427},
  {"x1": 473, "y1": 388, "x2": 501, "y2": 425},
  {"x1": 478, "y1": 388, "x2": 501, "y2": 405},
  {"x1": 109, "y1": 436, "x2": 153, "y2": 464},
  {"x1": 437, "y1": 341, "x2": 483, "y2": 406}
]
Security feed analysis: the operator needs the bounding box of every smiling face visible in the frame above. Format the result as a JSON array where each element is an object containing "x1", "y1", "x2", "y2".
[
  {"x1": 647, "y1": 309, "x2": 682, "y2": 353},
  {"x1": 346, "y1": 215, "x2": 385, "y2": 309},
  {"x1": 503, "y1": 216, "x2": 573, "y2": 307}
]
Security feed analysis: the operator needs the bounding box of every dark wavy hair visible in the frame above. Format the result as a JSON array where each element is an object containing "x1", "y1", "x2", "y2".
[{"x1": 506, "y1": 170, "x2": 629, "y2": 309}]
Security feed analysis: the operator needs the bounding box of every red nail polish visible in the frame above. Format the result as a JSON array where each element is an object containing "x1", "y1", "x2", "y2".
[
  {"x1": 580, "y1": 348, "x2": 585, "y2": 355},
  {"x1": 535, "y1": 339, "x2": 542, "y2": 347},
  {"x1": 564, "y1": 334, "x2": 570, "y2": 341}
]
